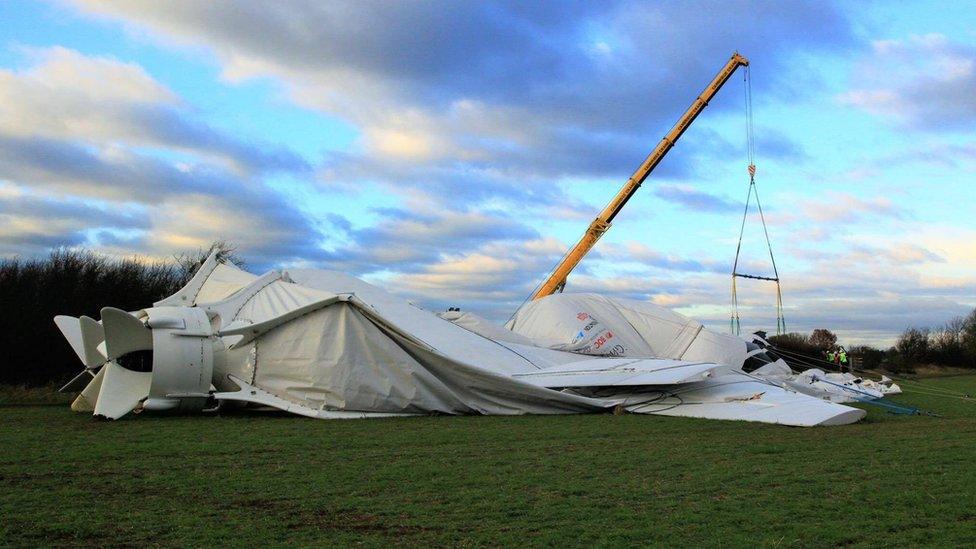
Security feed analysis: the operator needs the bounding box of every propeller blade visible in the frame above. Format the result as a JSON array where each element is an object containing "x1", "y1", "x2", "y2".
[
  {"x1": 54, "y1": 315, "x2": 107, "y2": 368},
  {"x1": 79, "y1": 316, "x2": 107, "y2": 367},
  {"x1": 71, "y1": 366, "x2": 105, "y2": 413},
  {"x1": 54, "y1": 316, "x2": 86, "y2": 365},
  {"x1": 92, "y1": 362, "x2": 150, "y2": 419},
  {"x1": 101, "y1": 308, "x2": 151, "y2": 360}
]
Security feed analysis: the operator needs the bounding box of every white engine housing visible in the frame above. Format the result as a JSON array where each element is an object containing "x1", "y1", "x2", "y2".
[{"x1": 141, "y1": 306, "x2": 215, "y2": 412}]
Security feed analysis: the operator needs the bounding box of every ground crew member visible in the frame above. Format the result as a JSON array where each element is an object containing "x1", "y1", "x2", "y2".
[
  {"x1": 839, "y1": 348, "x2": 848, "y2": 372},
  {"x1": 827, "y1": 350, "x2": 835, "y2": 364}
]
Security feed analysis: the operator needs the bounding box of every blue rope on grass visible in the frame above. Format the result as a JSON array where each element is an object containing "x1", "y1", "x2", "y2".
[{"x1": 856, "y1": 397, "x2": 920, "y2": 416}]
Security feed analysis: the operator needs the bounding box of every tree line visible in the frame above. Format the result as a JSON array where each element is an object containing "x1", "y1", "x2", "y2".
[{"x1": 769, "y1": 310, "x2": 976, "y2": 374}]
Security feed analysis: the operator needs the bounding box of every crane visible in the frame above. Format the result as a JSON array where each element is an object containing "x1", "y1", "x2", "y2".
[{"x1": 530, "y1": 52, "x2": 749, "y2": 300}]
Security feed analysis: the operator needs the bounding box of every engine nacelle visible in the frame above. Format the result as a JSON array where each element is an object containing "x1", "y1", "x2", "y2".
[
  {"x1": 59, "y1": 305, "x2": 218, "y2": 419},
  {"x1": 140, "y1": 306, "x2": 216, "y2": 412}
]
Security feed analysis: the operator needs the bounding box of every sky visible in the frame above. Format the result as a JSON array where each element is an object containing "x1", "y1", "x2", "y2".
[{"x1": 1, "y1": 0, "x2": 974, "y2": 346}]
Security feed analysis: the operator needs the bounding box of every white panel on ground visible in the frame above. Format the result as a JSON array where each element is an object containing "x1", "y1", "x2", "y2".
[
  {"x1": 214, "y1": 375, "x2": 416, "y2": 419},
  {"x1": 626, "y1": 373, "x2": 866, "y2": 426},
  {"x1": 513, "y1": 358, "x2": 719, "y2": 388}
]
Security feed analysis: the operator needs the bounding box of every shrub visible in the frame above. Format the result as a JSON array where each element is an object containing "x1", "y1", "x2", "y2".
[{"x1": 848, "y1": 345, "x2": 887, "y2": 371}]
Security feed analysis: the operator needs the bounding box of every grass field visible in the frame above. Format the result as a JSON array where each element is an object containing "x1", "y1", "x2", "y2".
[{"x1": 2, "y1": 376, "x2": 975, "y2": 547}]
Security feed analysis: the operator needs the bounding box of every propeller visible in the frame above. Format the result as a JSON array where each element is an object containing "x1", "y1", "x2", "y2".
[{"x1": 57, "y1": 306, "x2": 215, "y2": 419}]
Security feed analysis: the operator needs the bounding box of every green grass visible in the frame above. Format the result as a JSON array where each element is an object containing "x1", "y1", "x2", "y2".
[
  {"x1": 2, "y1": 376, "x2": 976, "y2": 547},
  {"x1": 0, "y1": 384, "x2": 74, "y2": 407}
]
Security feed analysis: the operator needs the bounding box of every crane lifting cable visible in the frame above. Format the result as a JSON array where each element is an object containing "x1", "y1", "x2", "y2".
[{"x1": 730, "y1": 66, "x2": 786, "y2": 336}]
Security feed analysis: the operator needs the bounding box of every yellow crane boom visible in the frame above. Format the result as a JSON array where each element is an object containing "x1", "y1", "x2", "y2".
[{"x1": 530, "y1": 52, "x2": 750, "y2": 300}]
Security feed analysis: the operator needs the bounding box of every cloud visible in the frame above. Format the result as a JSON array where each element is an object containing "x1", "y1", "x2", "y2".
[
  {"x1": 54, "y1": 3, "x2": 858, "y2": 324},
  {"x1": 0, "y1": 48, "x2": 320, "y2": 267},
  {"x1": 16, "y1": 4, "x2": 971, "y2": 346},
  {"x1": 321, "y1": 208, "x2": 540, "y2": 275},
  {"x1": 367, "y1": 235, "x2": 585, "y2": 320},
  {"x1": 0, "y1": 136, "x2": 322, "y2": 266},
  {"x1": 143, "y1": 190, "x2": 323, "y2": 266},
  {"x1": 763, "y1": 191, "x2": 906, "y2": 227},
  {"x1": 594, "y1": 242, "x2": 731, "y2": 274},
  {"x1": 0, "y1": 185, "x2": 147, "y2": 255},
  {"x1": 734, "y1": 234, "x2": 973, "y2": 345},
  {"x1": 0, "y1": 46, "x2": 308, "y2": 174},
  {"x1": 838, "y1": 34, "x2": 976, "y2": 129},
  {"x1": 0, "y1": 134, "x2": 236, "y2": 202},
  {"x1": 806, "y1": 192, "x2": 905, "y2": 222},
  {"x1": 867, "y1": 141, "x2": 976, "y2": 172},
  {"x1": 71, "y1": 0, "x2": 846, "y2": 194},
  {"x1": 790, "y1": 241, "x2": 944, "y2": 266},
  {"x1": 654, "y1": 184, "x2": 744, "y2": 213}
]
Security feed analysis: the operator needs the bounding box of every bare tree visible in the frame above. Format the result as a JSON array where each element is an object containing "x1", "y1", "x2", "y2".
[
  {"x1": 173, "y1": 241, "x2": 245, "y2": 282},
  {"x1": 931, "y1": 316, "x2": 965, "y2": 366},
  {"x1": 963, "y1": 308, "x2": 976, "y2": 366},
  {"x1": 896, "y1": 327, "x2": 930, "y2": 364}
]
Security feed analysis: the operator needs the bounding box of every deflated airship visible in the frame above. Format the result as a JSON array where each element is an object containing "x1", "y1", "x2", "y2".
[{"x1": 54, "y1": 252, "x2": 866, "y2": 426}]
